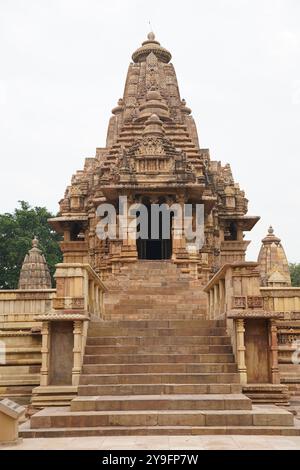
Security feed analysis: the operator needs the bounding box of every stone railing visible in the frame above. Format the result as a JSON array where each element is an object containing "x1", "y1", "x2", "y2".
[
  {"x1": 204, "y1": 262, "x2": 289, "y2": 403},
  {"x1": 0, "y1": 289, "x2": 56, "y2": 403},
  {"x1": 30, "y1": 263, "x2": 107, "y2": 406},
  {"x1": 205, "y1": 262, "x2": 300, "y2": 403},
  {"x1": 205, "y1": 262, "x2": 263, "y2": 321},
  {"x1": 261, "y1": 287, "x2": 300, "y2": 396}
]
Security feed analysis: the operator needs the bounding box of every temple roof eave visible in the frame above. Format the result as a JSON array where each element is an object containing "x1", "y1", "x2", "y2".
[
  {"x1": 48, "y1": 215, "x2": 89, "y2": 233},
  {"x1": 219, "y1": 215, "x2": 260, "y2": 231}
]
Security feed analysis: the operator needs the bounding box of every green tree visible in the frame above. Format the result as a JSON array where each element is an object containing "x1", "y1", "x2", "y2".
[
  {"x1": 289, "y1": 263, "x2": 300, "y2": 287},
  {"x1": 0, "y1": 201, "x2": 62, "y2": 289}
]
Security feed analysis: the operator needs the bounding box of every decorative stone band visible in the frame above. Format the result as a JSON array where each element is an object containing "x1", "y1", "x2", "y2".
[
  {"x1": 260, "y1": 287, "x2": 300, "y2": 298},
  {"x1": 0, "y1": 290, "x2": 55, "y2": 300},
  {"x1": 247, "y1": 296, "x2": 264, "y2": 308},
  {"x1": 227, "y1": 309, "x2": 284, "y2": 319},
  {"x1": 277, "y1": 320, "x2": 300, "y2": 327},
  {"x1": 232, "y1": 295, "x2": 264, "y2": 309},
  {"x1": 278, "y1": 330, "x2": 300, "y2": 344},
  {"x1": 35, "y1": 312, "x2": 90, "y2": 321},
  {"x1": 52, "y1": 297, "x2": 85, "y2": 310},
  {"x1": 0, "y1": 331, "x2": 33, "y2": 337}
]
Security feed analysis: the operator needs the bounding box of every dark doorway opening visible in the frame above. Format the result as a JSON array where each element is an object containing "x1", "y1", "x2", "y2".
[{"x1": 137, "y1": 204, "x2": 172, "y2": 260}]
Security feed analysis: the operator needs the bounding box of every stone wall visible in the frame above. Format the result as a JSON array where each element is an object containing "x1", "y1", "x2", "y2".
[{"x1": 0, "y1": 289, "x2": 56, "y2": 404}]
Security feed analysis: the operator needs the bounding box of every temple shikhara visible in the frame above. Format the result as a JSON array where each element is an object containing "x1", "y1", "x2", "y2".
[{"x1": 1, "y1": 34, "x2": 300, "y2": 438}]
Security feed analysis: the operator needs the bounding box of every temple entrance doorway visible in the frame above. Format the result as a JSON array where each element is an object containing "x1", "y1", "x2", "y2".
[{"x1": 136, "y1": 201, "x2": 172, "y2": 260}]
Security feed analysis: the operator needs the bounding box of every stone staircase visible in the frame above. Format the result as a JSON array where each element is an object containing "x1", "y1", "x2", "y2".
[
  {"x1": 20, "y1": 261, "x2": 300, "y2": 437},
  {"x1": 103, "y1": 260, "x2": 208, "y2": 320}
]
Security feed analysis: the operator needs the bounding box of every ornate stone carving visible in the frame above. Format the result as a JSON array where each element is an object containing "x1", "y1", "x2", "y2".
[
  {"x1": 135, "y1": 137, "x2": 165, "y2": 156},
  {"x1": 247, "y1": 296, "x2": 263, "y2": 308},
  {"x1": 228, "y1": 310, "x2": 284, "y2": 319},
  {"x1": 233, "y1": 296, "x2": 247, "y2": 309}
]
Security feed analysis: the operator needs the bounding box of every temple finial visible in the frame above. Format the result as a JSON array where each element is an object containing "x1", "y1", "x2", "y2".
[
  {"x1": 32, "y1": 236, "x2": 39, "y2": 248},
  {"x1": 147, "y1": 31, "x2": 155, "y2": 41}
]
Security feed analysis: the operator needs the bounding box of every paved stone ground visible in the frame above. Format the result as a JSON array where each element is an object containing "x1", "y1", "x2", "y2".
[{"x1": 1, "y1": 435, "x2": 300, "y2": 450}]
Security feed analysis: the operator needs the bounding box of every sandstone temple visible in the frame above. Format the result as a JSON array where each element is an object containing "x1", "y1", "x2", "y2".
[{"x1": 1, "y1": 33, "x2": 300, "y2": 437}]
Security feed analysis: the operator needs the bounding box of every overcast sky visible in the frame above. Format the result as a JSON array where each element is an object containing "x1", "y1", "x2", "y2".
[{"x1": 0, "y1": 0, "x2": 299, "y2": 261}]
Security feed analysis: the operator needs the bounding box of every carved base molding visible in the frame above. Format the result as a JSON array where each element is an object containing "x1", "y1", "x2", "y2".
[{"x1": 227, "y1": 309, "x2": 284, "y2": 319}]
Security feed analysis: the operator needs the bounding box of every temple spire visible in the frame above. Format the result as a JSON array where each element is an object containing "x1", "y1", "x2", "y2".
[
  {"x1": 257, "y1": 226, "x2": 291, "y2": 287},
  {"x1": 18, "y1": 237, "x2": 52, "y2": 289}
]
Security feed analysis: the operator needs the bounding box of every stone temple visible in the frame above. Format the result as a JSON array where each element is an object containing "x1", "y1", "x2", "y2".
[{"x1": 1, "y1": 34, "x2": 300, "y2": 437}]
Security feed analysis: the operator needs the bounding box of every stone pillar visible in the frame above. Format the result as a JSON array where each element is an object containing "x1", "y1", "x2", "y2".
[
  {"x1": 95, "y1": 286, "x2": 99, "y2": 316},
  {"x1": 119, "y1": 196, "x2": 138, "y2": 261},
  {"x1": 269, "y1": 319, "x2": 280, "y2": 384},
  {"x1": 172, "y1": 196, "x2": 186, "y2": 259},
  {"x1": 127, "y1": 214, "x2": 137, "y2": 248},
  {"x1": 219, "y1": 279, "x2": 225, "y2": 314},
  {"x1": 236, "y1": 319, "x2": 247, "y2": 385},
  {"x1": 213, "y1": 285, "x2": 218, "y2": 318},
  {"x1": 89, "y1": 280, "x2": 95, "y2": 313},
  {"x1": 209, "y1": 289, "x2": 213, "y2": 319},
  {"x1": 40, "y1": 321, "x2": 50, "y2": 386},
  {"x1": 72, "y1": 321, "x2": 83, "y2": 386}
]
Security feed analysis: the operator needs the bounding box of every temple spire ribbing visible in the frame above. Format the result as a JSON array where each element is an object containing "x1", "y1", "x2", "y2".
[{"x1": 18, "y1": 237, "x2": 52, "y2": 289}]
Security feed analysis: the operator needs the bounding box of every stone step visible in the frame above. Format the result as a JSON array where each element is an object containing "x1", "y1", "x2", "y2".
[
  {"x1": 104, "y1": 291, "x2": 202, "y2": 297},
  {"x1": 20, "y1": 422, "x2": 300, "y2": 438},
  {"x1": 115, "y1": 277, "x2": 189, "y2": 283},
  {"x1": 84, "y1": 344, "x2": 233, "y2": 355},
  {"x1": 86, "y1": 335, "x2": 232, "y2": 346},
  {"x1": 104, "y1": 308, "x2": 206, "y2": 316},
  {"x1": 106, "y1": 272, "x2": 181, "y2": 278},
  {"x1": 88, "y1": 320, "x2": 224, "y2": 329},
  {"x1": 82, "y1": 362, "x2": 237, "y2": 375},
  {"x1": 105, "y1": 291, "x2": 203, "y2": 297},
  {"x1": 77, "y1": 383, "x2": 242, "y2": 396},
  {"x1": 112, "y1": 275, "x2": 184, "y2": 282},
  {"x1": 106, "y1": 284, "x2": 200, "y2": 291},
  {"x1": 119, "y1": 263, "x2": 177, "y2": 271},
  {"x1": 107, "y1": 301, "x2": 206, "y2": 307},
  {"x1": 28, "y1": 405, "x2": 295, "y2": 429},
  {"x1": 107, "y1": 288, "x2": 204, "y2": 295},
  {"x1": 117, "y1": 274, "x2": 186, "y2": 280},
  {"x1": 71, "y1": 394, "x2": 252, "y2": 412},
  {"x1": 87, "y1": 327, "x2": 227, "y2": 337},
  {"x1": 107, "y1": 271, "x2": 183, "y2": 278},
  {"x1": 102, "y1": 313, "x2": 206, "y2": 320},
  {"x1": 83, "y1": 354, "x2": 235, "y2": 365},
  {"x1": 103, "y1": 310, "x2": 206, "y2": 318},
  {"x1": 79, "y1": 372, "x2": 240, "y2": 384},
  {"x1": 104, "y1": 302, "x2": 205, "y2": 309},
  {"x1": 106, "y1": 280, "x2": 201, "y2": 287}
]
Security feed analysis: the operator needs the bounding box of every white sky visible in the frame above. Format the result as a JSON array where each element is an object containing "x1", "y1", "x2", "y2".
[{"x1": 0, "y1": 0, "x2": 299, "y2": 261}]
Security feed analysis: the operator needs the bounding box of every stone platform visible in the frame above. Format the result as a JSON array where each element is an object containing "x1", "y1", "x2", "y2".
[{"x1": 20, "y1": 262, "x2": 300, "y2": 437}]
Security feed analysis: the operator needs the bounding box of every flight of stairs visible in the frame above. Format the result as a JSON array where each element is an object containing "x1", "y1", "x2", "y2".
[
  {"x1": 103, "y1": 260, "x2": 208, "y2": 320},
  {"x1": 20, "y1": 261, "x2": 300, "y2": 437}
]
